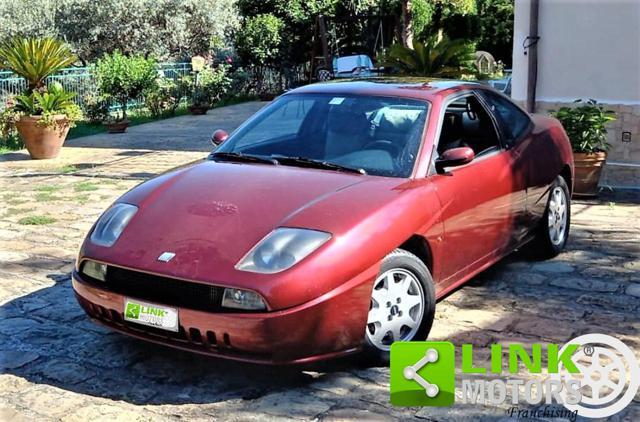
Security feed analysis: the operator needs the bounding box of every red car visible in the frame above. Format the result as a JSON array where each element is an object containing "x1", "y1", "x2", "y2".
[{"x1": 73, "y1": 80, "x2": 573, "y2": 365}]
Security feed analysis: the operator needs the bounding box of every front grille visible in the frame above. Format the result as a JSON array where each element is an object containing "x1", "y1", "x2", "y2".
[{"x1": 93, "y1": 265, "x2": 224, "y2": 312}]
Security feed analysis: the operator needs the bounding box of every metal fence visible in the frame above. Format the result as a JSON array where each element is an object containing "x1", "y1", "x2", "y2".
[
  {"x1": 1, "y1": 62, "x2": 311, "y2": 113},
  {"x1": 0, "y1": 62, "x2": 192, "y2": 111}
]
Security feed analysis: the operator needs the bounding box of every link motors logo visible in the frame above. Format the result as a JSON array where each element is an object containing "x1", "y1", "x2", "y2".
[{"x1": 391, "y1": 334, "x2": 640, "y2": 419}]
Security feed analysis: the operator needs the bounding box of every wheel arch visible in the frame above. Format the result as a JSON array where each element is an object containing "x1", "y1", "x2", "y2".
[
  {"x1": 560, "y1": 164, "x2": 573, "y2": 195},
  {"x1": 398, "y1": 234, "x2": 434, "y2": 276}
]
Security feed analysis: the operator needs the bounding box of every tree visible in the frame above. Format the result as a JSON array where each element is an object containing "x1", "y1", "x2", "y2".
[
  {"x1": 234, "y1": 14, "x2": 284, "y2": 91},
  {"x1": 0, "y1": 0, "x2": 58, "y2": 39},
  {"x1": 94, "y1": 51, "x2": 157, "y2": 121},
  {"x1": 0, "y1": 0, "x2": 239, "y2": 63},
  {"x1": 234, "y1": 14, "x2": 284, "y2": 68},
  {"x1": 397, "y1": 0, "x2": 476, "y2": 48},
  {"x1": 475, "y1": 0, "x2": 514, "y2": 65},
  {"x1": 380, "y1": 35, "x2": 475, "y2": 77},
  {"x1": 235, "y1": 0, "x2": 338, "y2": 68}
]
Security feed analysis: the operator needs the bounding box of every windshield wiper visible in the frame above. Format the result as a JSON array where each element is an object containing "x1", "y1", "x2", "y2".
[
  {"x1": 271, "y1": 155, "x2": 366, "y2": 175},
  {"x1": 211, "y1": 152, "x2": 279, "y2": 165}
]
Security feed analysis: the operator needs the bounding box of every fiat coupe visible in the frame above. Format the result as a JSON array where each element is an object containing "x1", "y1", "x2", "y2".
[{"x1": 73, "y1": 80, "x2": 573, "y2": 365}]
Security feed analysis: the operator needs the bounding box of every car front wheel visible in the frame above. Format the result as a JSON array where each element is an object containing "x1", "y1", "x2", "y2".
[{"x1": 362, "y1": 249, "x2": 435, "y2": 365}]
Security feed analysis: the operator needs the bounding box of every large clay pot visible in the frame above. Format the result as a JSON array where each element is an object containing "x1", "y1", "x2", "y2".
[
  {"x1": 15, "y1": 115, "x2": 70, "y2": 159},
  {"x1": 188, "y1": 105, "x2": 209, "y2": 115},
  {"x1": 573, "y1": 151, "x2": 607, "y2": 197},
  {"x1": 105, "y1": 120, "x2": 129, "y2": 133}
]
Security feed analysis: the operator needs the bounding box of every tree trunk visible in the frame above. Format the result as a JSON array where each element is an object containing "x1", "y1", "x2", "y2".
[
  {"x1": 401, "y1": 0, "x2": 414, "y2": 48},
  {"x1": 121, "y1": 98, "x2": 128, "y2": 121}
]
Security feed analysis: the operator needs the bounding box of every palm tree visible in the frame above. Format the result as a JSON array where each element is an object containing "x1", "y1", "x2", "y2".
[
  {"x1": 381, "y1": 35, "x2": 475, "y2": 78},
  {"x1": 0, "y1": 37, "x2": 76, "y2": 92}
]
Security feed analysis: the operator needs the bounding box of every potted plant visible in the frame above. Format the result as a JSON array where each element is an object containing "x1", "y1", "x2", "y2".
[
  {"x1": 187, "y1": 56, "x2": 209, "y2": 115},
  {"x1": 0, "y1": 37, "x2": 79, "y2": 159},
  {"x1": 552, "y1": 100, "x2": 616, "y2": 196},
  {"x1": 187, "y1": 93, "x2": 210, "y2": 115},
  {"x1": 94, "y1": 51, "x2": 157, "y2": 133}
]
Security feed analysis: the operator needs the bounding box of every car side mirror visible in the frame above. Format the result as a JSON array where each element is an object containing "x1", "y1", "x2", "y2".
[
  {"x1": 435, "y1": 147, "x2": 475, "y2": 174},
  {"x1": 211, "y1": 129, "x2": 229, "y2": 147}
]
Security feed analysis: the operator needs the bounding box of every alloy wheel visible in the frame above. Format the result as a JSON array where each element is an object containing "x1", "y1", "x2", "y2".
[
  {"x1": 366, "y1": 268, "x2": 425, "y2": 351},
  {"x1": 548, "y1": 186, "x2": 568, "y2": 246}
]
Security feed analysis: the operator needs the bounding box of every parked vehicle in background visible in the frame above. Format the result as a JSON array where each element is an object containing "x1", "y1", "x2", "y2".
[
  {"x1": 73, "y1": 79, "x2": 574, "y2": 365},
  {"x1": 317, "y1": 54, "x2": 382, "y2": 81}
]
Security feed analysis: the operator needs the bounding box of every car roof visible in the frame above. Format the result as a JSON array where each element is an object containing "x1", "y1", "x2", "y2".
[{"x1": 286, "y1": 77, "x2": 485, "y2": 101}]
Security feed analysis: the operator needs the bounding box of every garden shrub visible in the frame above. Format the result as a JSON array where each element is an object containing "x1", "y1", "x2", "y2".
[{"x1": 94, "y1": 51, "x2": 157, "y2": 121}]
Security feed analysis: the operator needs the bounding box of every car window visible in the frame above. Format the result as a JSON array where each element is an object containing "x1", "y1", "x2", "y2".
[
  {"x1": 218, "y1": 94, "x2": 429, "y2": 178},
  {"x1": 480, "y1": 91, "x2": 531, "y2": 142},
  {"x1": 235, "y1": 98, "x2": 315, "y2": 147},
  {"x1": 437, "y1": 94, "x2": 501, "y2": 157}
]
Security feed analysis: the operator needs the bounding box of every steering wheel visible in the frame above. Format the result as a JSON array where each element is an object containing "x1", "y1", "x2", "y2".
[{"x1": 363, "y1": 140, "x2": 401, "y2": 156}]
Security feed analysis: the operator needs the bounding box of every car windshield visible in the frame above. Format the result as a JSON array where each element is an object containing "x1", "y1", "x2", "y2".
[{"x1": 215, "y1": 94, "x2": 429, "y2": 177}]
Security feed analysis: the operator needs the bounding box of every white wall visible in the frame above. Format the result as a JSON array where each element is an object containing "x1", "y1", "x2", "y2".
[{"x1": 512, "y1": 0, "x2": 640, "y2": 105}]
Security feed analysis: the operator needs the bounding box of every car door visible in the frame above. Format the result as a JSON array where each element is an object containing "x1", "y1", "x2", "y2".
[
  {"x1": 431, "y1": 92, "x2": 525, "y2": 288},
  {"x1": 478, "y1": 90, "x2": 544, "y2": 233}
]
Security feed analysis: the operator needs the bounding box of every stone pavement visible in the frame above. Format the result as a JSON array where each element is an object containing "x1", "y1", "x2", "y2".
[{"x1": 1, "y1": 103, "x2": 639, "y2": 420}]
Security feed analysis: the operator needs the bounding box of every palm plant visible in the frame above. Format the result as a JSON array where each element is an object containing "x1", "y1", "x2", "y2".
[
  {"x1": 15, "y1": 83, "x2": 77, "y2": 115},
  {"x1": 0, "y1": 37, "x2": 76, "y2": 92},
  {"x1": 381, "y1": 35, "x2": 475, "y2": 78}
]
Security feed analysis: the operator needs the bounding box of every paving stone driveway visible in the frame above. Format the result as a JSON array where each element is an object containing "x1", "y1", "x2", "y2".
[{"x1": 1, "y1": 102, "x2": 639, "y2": 421}]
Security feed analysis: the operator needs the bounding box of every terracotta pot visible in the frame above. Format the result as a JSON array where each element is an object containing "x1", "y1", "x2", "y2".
[
  {"x1": 188, "y1": 105, "x2": 209, "y2": 115},
  {"x1": 573, "y1": 151, "x2": 607, "y2": 197},
  {"x1": 15, "y1": 115, "x2": 70, "y2": 159},
  {"x1": 105, "y1": 120, "x2": 129, "y2": 133},
  {"x1": 258, "y1": 93, "x2": 277, "y2": 101}
]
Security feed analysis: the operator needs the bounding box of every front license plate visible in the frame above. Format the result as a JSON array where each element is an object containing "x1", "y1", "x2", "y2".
[{"x1": 124, "y1": 299, "x2": 179, "y2": 332}]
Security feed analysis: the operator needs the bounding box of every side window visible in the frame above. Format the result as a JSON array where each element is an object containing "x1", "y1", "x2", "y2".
[
  {"x1": 480, "y1": 91, "x2": 531, "y2": 142},
  {"x1": 437, "y1": 94, "x2": 501, "y2": 157}
]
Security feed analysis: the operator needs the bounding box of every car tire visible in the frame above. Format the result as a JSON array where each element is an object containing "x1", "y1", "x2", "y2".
[
  {"x1": 316, "y1": 68, "x2": 332, "y2": 82},
  {"x1": 529, "y1": 175, "x2": 571, "y2": 259},
  {"x1": 361, "y1": 249, "x2": 436, "y2": 366}
]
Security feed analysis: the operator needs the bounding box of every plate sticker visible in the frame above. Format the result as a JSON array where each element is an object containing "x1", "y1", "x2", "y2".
[
  {"x1": 124, "y1": 299, "x2": 179, "y2": 332},
  {"x1": 329, "y1": 97, "x2": 345, "y2": 105}
]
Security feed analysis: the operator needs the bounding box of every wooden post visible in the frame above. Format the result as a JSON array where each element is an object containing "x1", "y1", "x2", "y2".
[{"x1": 318, "y1": 15, "x2": 331, "y2": 70}]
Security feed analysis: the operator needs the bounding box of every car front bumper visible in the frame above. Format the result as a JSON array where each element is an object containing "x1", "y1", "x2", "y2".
[{"x1": 72, "y1": 266, "x2": 377, "y2": 365}]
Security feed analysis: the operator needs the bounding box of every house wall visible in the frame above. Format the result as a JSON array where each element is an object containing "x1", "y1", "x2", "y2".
[{"x1": 512, "y1": 0, "x2": 640, "y2": 189}]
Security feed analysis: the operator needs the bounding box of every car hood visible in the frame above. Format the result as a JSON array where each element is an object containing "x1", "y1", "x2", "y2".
[{"x1": 84, "y1": 161, "x2": 405, "y2": 287}]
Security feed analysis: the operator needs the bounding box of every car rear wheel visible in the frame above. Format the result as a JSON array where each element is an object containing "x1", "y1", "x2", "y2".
[
  {"x1": 362, "y1": 249, "x2": 435, "y2": 366},
  {"x1": 529, "y1": 175, "x2": 571, "y2": 258}
]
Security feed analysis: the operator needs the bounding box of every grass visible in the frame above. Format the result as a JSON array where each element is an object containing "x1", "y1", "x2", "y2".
[
  {"x1": 57, "y1": 165, "x2": 78, "y2": 174},
  {"x1": 1, "y1": 208, "x2": 23, "y2": 218},
  {"x1": 76, "y1": 194, "x2": 90, "y2": 205},
  {"x1": 18, "y1": 215, "x2": 57, "y2": 225},
  {"x1": 3, "y1": 193, "x2": 28, "y2": 206},
  {"x1": 35, "y1": 192, "x2": 61, "y2": 202},
  {"x1": 75, "y1": 181, "x2": 100, "y2": 192},
  {"x1": 5, "y1": 198, "x2": 29, "y2": 206},
  {"x1": 35, "y1": 185, "x2": 62, "y2": 201},
  {"x1": 36, "y1": 185, "x2": 61, "y2": 192}
]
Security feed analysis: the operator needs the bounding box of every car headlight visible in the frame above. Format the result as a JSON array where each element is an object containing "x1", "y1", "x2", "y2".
[
  {"x1": 235, "y1": 228, "x2": 331, "y2": 274},
  {"x1": 90, "y1": 203, "x2": 138, "y2": 247},
  {"x1": 222, "y1": 288, "x2": 266, "y2": 310},
  {"x1": 81, "y1": 260, "x2": 107, "y2": 282}
]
